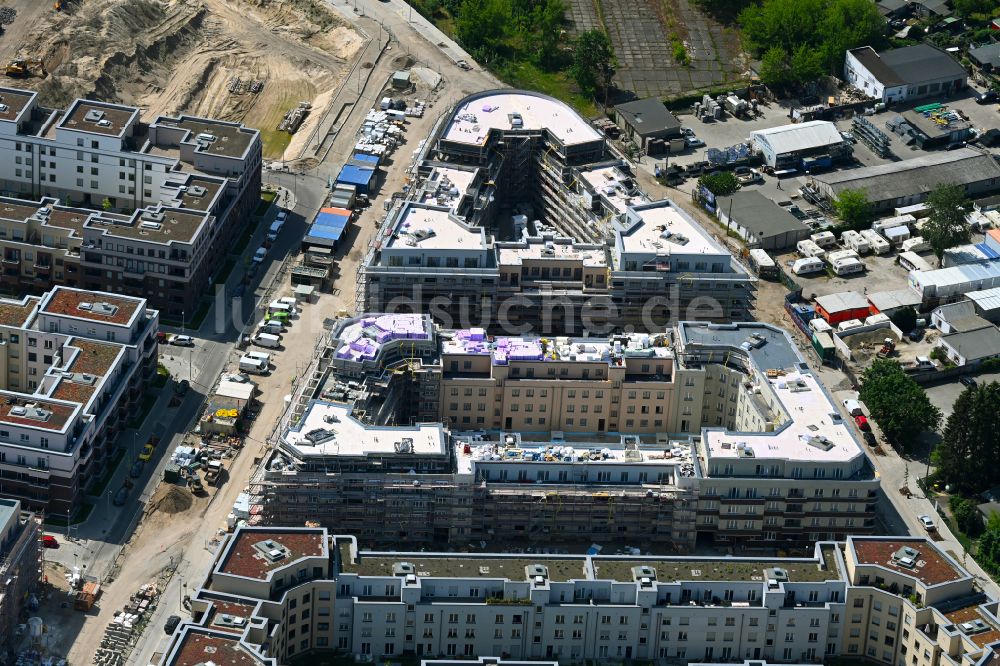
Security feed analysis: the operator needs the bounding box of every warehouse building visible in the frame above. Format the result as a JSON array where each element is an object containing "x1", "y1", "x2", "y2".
[
  {"x1": 715, "y1": 190, "x2": 810, "y2": 250},
  {"x1": 359, "y1": 90, "x2": 755, "y2": 335},
  {"x1": 908, "y1": 258, "x2": 1000, "y2": 308},
  {"x1": 967, "y1": 285, "x2": 1000, "y2": 323},
  {"x1": 844, "y1": 44, "x2": 967, "y2": 104},
  {"x1": 613, "y1": 97, "x2": 682, "y2": 151},
  {"x1": 161, "y1": 527, "x2": 1000, "y2": 666},
  {"x1": 748, "y1": 120, "x2": 850, "y2": 171},
  {"x1": 815, "y1": 291, "x2": 871, "y2": 325},
  {"x1": 896, "y1": 107, "x2": 973, "y2": 150},
  {"x1": 247, "y1": 316, "x2": 876, "y2": 551},
  {"x1": 808, "y1": 149, "x2": 1000, "y2": 213},
  {"x1": 970, "y1": 42, "x2": 1000, "y2": 71},
  {"x1": 866, "y1": 288, "x2": 922, "y2": 317}
]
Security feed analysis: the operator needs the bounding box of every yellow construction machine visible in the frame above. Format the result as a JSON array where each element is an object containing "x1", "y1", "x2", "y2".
[{"x1": 5, "y1": 59, "x2": 47, "y2": 79}]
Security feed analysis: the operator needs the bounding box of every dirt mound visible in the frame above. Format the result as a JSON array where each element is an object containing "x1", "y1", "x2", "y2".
[
  {"x1": 10, "y1": 0, "x2": 363, "y2": 159},
  {"x1": 151, "y1": 485, "x2": 194, "y2": 514}
]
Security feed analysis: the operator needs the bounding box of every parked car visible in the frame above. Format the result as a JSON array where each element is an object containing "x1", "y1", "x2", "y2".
[
  {"x1": 960, "y1": 377, "x2": 977, "y2": 387},
  {"x1": 130, "y1": 460, "x2": 143, "y2": 478},
  {"x1": 862, "y1": 431, "x2": 877, "y2": 447},
  {"x1": 41, "y1": 535, "x2": 59, "y2": 548},
  {"x1": 456, "y1": 59, "x2": 471, "y2": 70},
  {"x1": 918, "y1": 514, "x2": 936, "y2": 531},
  {"x1": 169, "y1": 334, "x2": 195, "y2": 347},
  {"x1": 164, "y1": 615, "x2": 182, "y2": 634},
  {"x1": 252, "y1": 246, "x2": 267, "y2": 263},
  {"x1": 112, "y1": 486, "x2": 128, "y2": 506},
  {"x1": 174, "y1": 379, "x2": 190, "y2": 396},
  {"x1": 976, "y1": 91, "x2": 998, "y2": 105},
  {"x1": 139, "y1": 443, "x2": 155, "y2": 462},
  {"x1": 685, "y1": 136, "x2": 705, "y2": 148},
  {"x1": 854, "y1": 414, "x2": 871, "y2": 431},
  {"x1": 680, "y1": 126, "x2": 695, "y2": 137}
]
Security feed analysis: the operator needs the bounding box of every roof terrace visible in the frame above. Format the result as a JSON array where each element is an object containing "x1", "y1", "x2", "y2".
[
  {"x1": 384, "y1": 202, "x2": 487, "y2": 252},
  {"x1": 59, "y1": 100, "x2": 137, "y2": 137},
  {"x1": 0, "y1": 393, "x2": 79, "y2": 433},
  {"x1": 0, "y1": 296, "x2": 38, "y2": 328},
  {"x1": 216, "y1": 528, "x2": 327, "y2": 582},
  {"x1": 281, "y1": 401, "x2": 448, "y2": 458},
  {"x1": 166, "y1": 629, "x2": 265, "y2": 666},
  {"x1": 615, "y1": 201, "x2": 727, "y2": 265},
  {"x1": 442, "y1": 91, "x2": 602, "y2": 148},
  {"x1": 88, "y1": 207, "x2": 209, "y2": 244},
  {"x1": 50, "y1": 339, "x2": 122, "y2": 405},
  {"x1": 0, "y1": 88, "x2": 35, "y2": 123},
  {"x1": 164, "y1": 117, "x2": 257, "y2": 159},
  {"x1": 39, "y1": 287, "x2": 141, "y2": 327},
  {"x1": 851, "y1": 538, "x2": 967, "y2": 587}
]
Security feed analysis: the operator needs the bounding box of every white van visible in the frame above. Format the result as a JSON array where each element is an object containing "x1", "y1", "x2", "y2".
[
  {"x1": 792, "y1": 257, "x2": 825, "y2": 275},
  {"x1": 259, "y1": 320, "x2": 283, "y2": 335},
  {"x1": 245, "y1": 351, "x2": 272, "y2": 365},
  {"x1": 267, "y1": 219, "x2": 284, "y2": 242},
  {"x1": 239, "y1": 356, "x2": 269, "y2": 375},
  {"x1": 840, "y1": 230, "x2": 871, "y2": 255},
  {"x1": 253, "y1": 332, "x2": 281, "y2": 349},
  {"x1": 267, "y1": 301, "x2": 293, "y2": 317},
  {"x1": 797, "y1": 239, "x2": 826, "y2": 259},
  {"x1": 843, "y1": 399, "x2": 863, "y2": 416},
  {"x1": 902, "y1": 236, "x2": 930, "y2": 253},
  {"x1": 860, "y1": 229, "x2": 891, "y2": 254}
]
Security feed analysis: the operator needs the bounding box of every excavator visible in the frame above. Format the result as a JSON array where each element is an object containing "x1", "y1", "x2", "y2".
[{"x1": 5, "y1": 58, "x2": 47, "y2": 79}]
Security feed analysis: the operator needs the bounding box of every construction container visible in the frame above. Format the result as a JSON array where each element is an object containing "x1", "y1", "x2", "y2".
[
  {"x1": 163, "y1": 463, "x2": 181, "y2": 484},
  {"x1": 75, "y1": 582, "x2": 101, "y2": 611}
]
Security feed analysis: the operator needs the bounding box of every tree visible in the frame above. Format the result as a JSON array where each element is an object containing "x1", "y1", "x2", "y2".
[
  {"x1": 572, "y1": 29, "x2": 615, "y2": 97},
  {"x1": 833, "y1": 188, "x2": 873, "y2": 230},
  {"x1": 924, "y1": 183, "x2": 972, "y2": 266},
  {"x1": 858, "y1": 359, "x2": 941, "y2": 450},
  {"x1": 889, "y1": 306, "x2": 917, "y2": 335},
  {"x1": 934, "y1": 381, "x2": 1000, "y2": 494},
  {"x1": 454, "y1": 0, "x2": 509, "y2": 53},
  {"x1": 759, "y1": 46, "x2": 792, "y2": 88},
  {"x1": 949, "y1": 495, "x2": 984, "y2": 537},
  {"x1": 699, "y1": 171, "x2": 740, "y2": 197},
  {"x1": 102, "y1": 198, "x2": 112, "y2": 211},
  {"x1": 953, "y1": 0, "x2": 997, "y2": 17}
]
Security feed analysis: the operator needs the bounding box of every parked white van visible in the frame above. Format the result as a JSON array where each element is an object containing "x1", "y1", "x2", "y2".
[
  {"x1": 267, "y1": 219, "x2": 284, "y2": 242},
  {"x1": 253, "y1": 333, "x2": 281, "y2": 349},
  {"x1": 259, "y1": 320, "x2": 283, "y2": 335},
  {"x1": 239, "y1": 356, "x2": 269, "y2": 375},
  {"x1": 244, "y1": 351, "x2": 272, "y2": 366}
]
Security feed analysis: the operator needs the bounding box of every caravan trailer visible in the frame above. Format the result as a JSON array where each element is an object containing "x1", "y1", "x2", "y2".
[
  {"x1": 898, "y1": 251, "x2": 932, "y2": 272},
  {"x1": 873, "y1": 214, "x2": 915, "y2": 234},
  {"x1": 797, "y1": 239, "x2": 826, "y2": 259},
  {"x1": 792, "y1": 257, "x2": 825, "y2": 275},
  {"x1": 831, "y1": 256, "x2": 865, "y2": 276},
  {"x1": 884, "y1": 225, "x2": 911, "y2": 248},
  {"x1": 810, "y1": 231, "x2": 836, "y2": 248},
  {"x1": 860, "y1": 229, "x2": 891, "y2": 254},
  {"x1": 840, "y1": 230, "x2": 871, "y2": 255},
  {"x1": 902, "y1": 236, "x2": 930, "y2": 253},
  {"x1": 748, "y1": 249, "x2": 778, "y2": 278}
]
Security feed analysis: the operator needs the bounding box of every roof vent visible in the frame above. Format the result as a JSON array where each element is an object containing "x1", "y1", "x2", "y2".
[
  {"x1": 140, "y1": 221, "x2": 162, "y2": 231},
  {"x1": 188, "y1": 185, "x2": 207, "y2": 197},
  {"x1": 392, "y1": 562, "x2": 415, "y2": 576},
  {"x1": 891, "y1": 546, "x2": 919, "y2": 568},
  {"x1": 0, "y1": 104, "x2": 8, "y2": 113},
  {"x1": 304, "y1": 428, "x2": 336, "y2": 445},
  {"x1": 217, "y1": 614, "x2": 246, "y2": 627},
  {"x1": 83, "y1": 109, "x2": 105, "y2": 123},
  {"x1": 97, "y1": 119, "x2": 112, "y2": 128},
  {"x1": 141, "y1": 210, "x2": 165, "y2": 223},
  {"x1": 805, "y1": 436, "x2": 834, "y2": 452},
  {"x1": 91, "y1": 302, "x2": 119, "y2": 317},
  {"x1": 394, "y1": 438, "x2": 414, "y2": 454},
  {"x1": 525, "y1": 564, "x2": 549, "y2": 580},
  {"x1": 9, "y1": 406, "x2": 26, "y2": 416},
  {"x1": 196, "y1": 132, "x2": 217, "y2": 143},
  {"x1": 252, "y1": 538, "x2": 291, "y2": 562},
  {"x1": 77, "y1": 302, "x2": 93, "y2": 311}
]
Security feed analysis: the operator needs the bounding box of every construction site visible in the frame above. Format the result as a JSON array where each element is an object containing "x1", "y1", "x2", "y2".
[{"x1": 0, "y1": 0, "x2": 363, "y2": 159}]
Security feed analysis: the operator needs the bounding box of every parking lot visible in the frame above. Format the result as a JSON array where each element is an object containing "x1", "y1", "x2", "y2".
[{"x1": 925, "y1": 371, "x2": 1000, "y2": 422}]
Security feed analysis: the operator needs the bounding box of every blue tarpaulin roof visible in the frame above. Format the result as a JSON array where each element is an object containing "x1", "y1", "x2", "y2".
[
  {"x1": 351, "y1": 152, "x2": 380, "y2": 166},
  {"x1": 337, "y1": 164, "x2": 376, "y2": 187},
  {"x1": 306, "y1": 208, "x2": 350, "y2": 246}
]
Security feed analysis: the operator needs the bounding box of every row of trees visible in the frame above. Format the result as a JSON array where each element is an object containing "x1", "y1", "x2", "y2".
[
  {"x1": 432, "y1": 0, "x2": 566, "y2": 66},
  {"x1": 833, "y1": 183, "x2": 973, "y2": 266},
  {"x1": 739, "y1": 0, "x2": 887, "y2": 88},
  {"x1": 858, "y1": 359, "x2": 941, "y2": 451},
  {"x1": 934, "y1": 381, "x2": 1000, "y2": 495}
]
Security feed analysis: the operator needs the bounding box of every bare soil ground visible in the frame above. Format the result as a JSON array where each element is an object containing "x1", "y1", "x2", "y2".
[{"x1": 2, "y1": 0, "x2": 362, "y2": 160}]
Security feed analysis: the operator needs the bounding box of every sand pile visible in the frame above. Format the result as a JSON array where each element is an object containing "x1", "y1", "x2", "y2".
[{"x1": 152, "y1": 485, "x2": 194, "y2": 514}]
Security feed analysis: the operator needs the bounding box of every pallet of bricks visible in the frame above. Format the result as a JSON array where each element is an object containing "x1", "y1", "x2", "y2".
[{"x1": 92, "y1": 583, "x2": 160, "y2": 666}]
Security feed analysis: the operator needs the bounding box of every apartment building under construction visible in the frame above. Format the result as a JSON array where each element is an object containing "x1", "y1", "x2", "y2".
[
  {"x1": 357, "y1": 90, "x2": 755, "y2": 334},
  {"x1": 247, "y1": 315, "x2": 876, "y2": 551}
]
